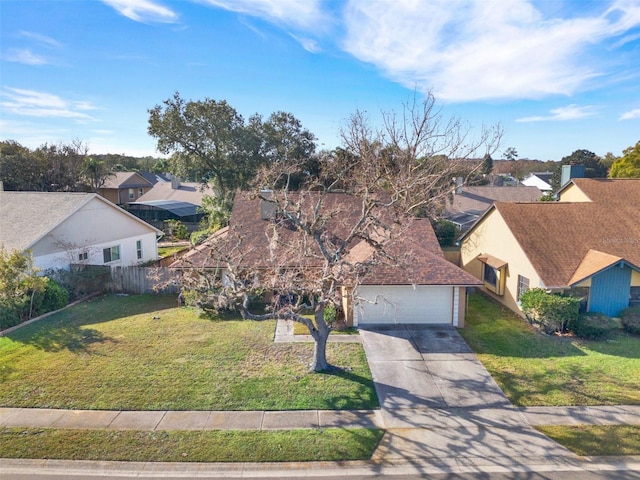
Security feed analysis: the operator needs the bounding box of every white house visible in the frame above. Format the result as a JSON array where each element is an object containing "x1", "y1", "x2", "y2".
[
  {"x1": 0, "y1": 192, "x2": 162, "y2": 271},
  {"x1": 521, "y1": 172, "x2": 553, "y2": 192}
]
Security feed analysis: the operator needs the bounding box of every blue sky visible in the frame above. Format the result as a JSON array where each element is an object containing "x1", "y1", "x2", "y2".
[{"x1": 1, "y1": 0, "x2": 639, "y2": 161}]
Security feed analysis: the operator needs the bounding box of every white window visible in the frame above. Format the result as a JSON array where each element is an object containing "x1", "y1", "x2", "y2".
[
  {"x1": 138, "y1": 188, "x2": 144, "y2": 197},
  {"x1": 128, "y1": 188, "x2": 135, "y2": 199},
  {"x1": 136, "y1": 240, "x2": 143, "y2": 260},
  {"x1": 78, "y1": 252, "x2": 88, "y2": 261},
  {"x1": 517, "y1": 275, "x2": 530, "y2": 300},
  {"x1": 103, "y1": 245, "x2": 120, "y2": 263}
]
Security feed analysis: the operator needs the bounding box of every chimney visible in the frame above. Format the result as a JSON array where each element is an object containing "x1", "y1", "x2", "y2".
[
  {"x1": 259, "y1": 189, "x2": 276, "y2": 220},
  {"x1": 561, "y1": 164, "x2": 585, "y2": 187},
  {"x1": 171, "y1": 177, "x2": 181, "y2": 189}
]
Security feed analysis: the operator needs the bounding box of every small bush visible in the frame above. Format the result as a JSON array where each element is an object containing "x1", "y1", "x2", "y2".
[
  {"x1": 34, "y1": 278, "x2": 69, "y2": 316},
  {"x1": 574, "y1": 313, "x2": 619, "y2": 340},
  {"x1": 190, "y1": 229, "x2": 211, "y2": 246},
  {"x1": 0, "y1": 305, "x2": 20, "y2": 330},
  {"x1": 432, "y1": 219, "x2": 460, "y2": 247},
  {"x1": 621, "y1": 306, "x2": 640, "y2": 335},
  {"x1": 520, "y1": 288, "x2": 580, "y2": 334},
  {"x1": 165, "y1": 220, "x2": 189, "y2": 240}
]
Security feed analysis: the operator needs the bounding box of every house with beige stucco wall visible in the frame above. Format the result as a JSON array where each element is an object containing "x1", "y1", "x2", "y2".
[{"x1": 459, "y1": 178, "x2": 640, "y2": 317}]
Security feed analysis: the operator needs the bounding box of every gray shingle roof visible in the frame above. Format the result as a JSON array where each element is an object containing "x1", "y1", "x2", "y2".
[{"x1": 0, "y1": 192, "x2": 93, "y2": 251}]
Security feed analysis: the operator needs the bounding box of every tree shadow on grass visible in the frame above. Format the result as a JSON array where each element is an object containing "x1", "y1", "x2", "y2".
[
  {"x1": 4, "y1": 294, "x2": 177, "y2": 352},
  {"x1": 318, "y1": 366, "x2": 379, "y2": 410},
  {"x1": 578, "y1": 331, "x2": 640, "y2": 359},
  {"x1": 11, "y1": 324, "x2": 115, "y2": 353}
]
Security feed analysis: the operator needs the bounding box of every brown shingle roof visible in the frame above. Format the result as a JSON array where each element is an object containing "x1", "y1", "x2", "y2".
[
  {"x1": 451, "y1": 185, "x2": 541, "y2": 214},
  {"x1": 491, "y1": 178, "x2": 640, "y2": 287},
  {"x1": 101, "y1": 172, "x2": 152, "y2": 189},
  {"x1": 173, "y1": 191, "x2": 480, "y2": 286}
]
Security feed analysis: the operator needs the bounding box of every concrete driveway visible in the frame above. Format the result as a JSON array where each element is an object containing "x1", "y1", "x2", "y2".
[{"x1": 359, "y1": 324, "x2": 574, "y2": 463}]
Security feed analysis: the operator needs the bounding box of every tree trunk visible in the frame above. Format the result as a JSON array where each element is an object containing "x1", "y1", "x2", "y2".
[{"x1": 309, "y1": 306, "x2": 331, "y2": 372}]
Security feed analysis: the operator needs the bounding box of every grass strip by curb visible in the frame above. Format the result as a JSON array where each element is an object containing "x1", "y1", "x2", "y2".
[
  {"x1": 535, "y1": 425, "x2": 640, "y2": 456},
  {"x1": 0, "y1": 427, "x2": 384, "y2": 463}
]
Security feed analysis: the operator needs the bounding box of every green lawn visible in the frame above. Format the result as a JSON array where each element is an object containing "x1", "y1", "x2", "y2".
[
  {"x1": 157, "y1": 245, "x2": 189, "y2": 258},
  {"x1": 535, "y1": 425, "x2": 640, "y2": 456},
  {"x1": 0, "y1": 295, "x2": 377, "y2": 411},
  {"x1": 0, "y1": 427, "x2": 384, "y2": 462},
  {"x1": 459, "y1": 293, "x2": 640, "y2": 406}
]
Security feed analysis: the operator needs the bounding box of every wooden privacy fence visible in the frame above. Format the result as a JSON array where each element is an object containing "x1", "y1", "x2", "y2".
[{"x1": 108, "y1": 266, "x2": 182, "y2": 295}]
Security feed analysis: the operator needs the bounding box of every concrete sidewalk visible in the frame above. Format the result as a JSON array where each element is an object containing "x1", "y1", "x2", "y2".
[
  {"x1": 1, "y1": 405, "x2": 638, "y2": 431},
  {"x1": 0, "y1": 407, "x2": 382, "y2": 431}
]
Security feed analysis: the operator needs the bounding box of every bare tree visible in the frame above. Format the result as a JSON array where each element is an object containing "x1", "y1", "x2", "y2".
[{"x1": 179, "y1": 93, "x2": 501, "y2": 372}]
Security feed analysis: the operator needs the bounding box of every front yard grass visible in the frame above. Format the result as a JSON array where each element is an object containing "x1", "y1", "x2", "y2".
[
  {"x1": 459, "y1": 293, "x2": 640, "y2": 406},
  {"x1": 0, "y1": 295, "x2": 377, "y2": 411},
  {"x1": 0, "y1": 427, "x2": 384, "y2": 462},
  {"x1": 535, "y1": 425, "x2": 640, "y2": 456}
]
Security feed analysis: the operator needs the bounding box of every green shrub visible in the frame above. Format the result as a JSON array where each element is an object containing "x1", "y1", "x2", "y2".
[
  {"x1": 574, "y1": 313, "x2": 619, "y2": 340},
  {"x1": 190, "y1": 229, "x2": 211, "y2": 246},
  {"x1": 432, "y1": 220, "x2": 460, "y2": 247},
  {"x1": 324, "y1": 302, "x2": 337, "y2": 326},
  {"x1": 165, "y1": 220, "x2": 189, "y2": 240},
  {"x1": 34, "y1": 278, "x2": 69, "y2": 316},
  {"x1": 621, "y1": 306, "x2": 640, "y2": 335},
  {"x1": 520, "y1": 288, "x2": 580, "y2": 334},
  {"x1": 0, "y1": 305, "x2": 20, "y2": 330}
]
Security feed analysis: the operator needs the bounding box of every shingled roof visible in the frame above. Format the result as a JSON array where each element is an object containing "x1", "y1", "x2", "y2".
[
  {"x1": 173, "y1": 191, "x2": 480, "y2": 286},
  {"x1": 472, "y1": 179, "x2": 640, "y2": 288},
  {"x1": 450, "y1": 185, "x2": 542, "y2": 214}
]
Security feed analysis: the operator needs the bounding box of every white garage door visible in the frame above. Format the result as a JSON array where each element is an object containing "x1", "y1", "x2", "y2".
[{"x1": 355, "y1": 285, "x2": 453, "y2": 325}]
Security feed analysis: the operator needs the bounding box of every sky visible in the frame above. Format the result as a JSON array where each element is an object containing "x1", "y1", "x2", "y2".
[{"x1": 1, "y1": 0, "x2": 639, "y2": 161}]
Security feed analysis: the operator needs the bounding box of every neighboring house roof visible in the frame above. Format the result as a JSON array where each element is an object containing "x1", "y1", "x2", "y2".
[
  {"x1": 558, "y1": 177, "x2": 639, "y2": 203},
  {"x1": 449, "y1": 185, "x2": 542, "y2": 214},
  {"x1": 460, "y1": 178, "x2": 640, "y2": 288},
  {"x1": 172, "y1": 192, "x2": 480, "y2": 287},
  {"x1": 0, "y1": 191, "x2": 162, "y2": 253},
  {"x1": 138, "y1": 171, "x2": 170, "y2": 185},
  {"x1": 135, "y1": 181, "x2": 214, "y2": 204},
  {"x1": 522, "y1": 172, "x2": 553, "y2": 191},
  {"x1": 127, "y1": 200, "x2": 201, "y2": 217},
  {"x1": 101, "y1": 172, "x2": 153, "y2": 189}
]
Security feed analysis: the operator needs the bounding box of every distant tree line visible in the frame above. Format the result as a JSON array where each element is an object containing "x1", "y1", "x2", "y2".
[{"x1": 0, "y1": 139, "x2": 167, "y2": 193}]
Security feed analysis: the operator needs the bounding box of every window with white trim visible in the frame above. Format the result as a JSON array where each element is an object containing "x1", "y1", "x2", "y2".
[
  {"x1": 517, "y1": 275, "x2": 530, "y2": 300},
  {"x1": 103, "y1": 245, "x2": 120, "y2": 263},
  {"x1": 128, "y1": 188, "x2": 135, "y2": 199},
  {"x1": 136, "y1": 240, "x2": 143, "y2": 260},
  {"x1": 78, "y1": 252, "x2": 88, "y2": 261}
]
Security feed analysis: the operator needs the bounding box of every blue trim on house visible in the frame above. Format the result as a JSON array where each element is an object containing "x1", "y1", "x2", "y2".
[{"x1": 589, "y1": 262, "x2": 632, "y2": 317}]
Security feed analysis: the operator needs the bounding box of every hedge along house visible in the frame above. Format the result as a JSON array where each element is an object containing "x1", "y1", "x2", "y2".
[
  {"x1": 459, "y1": 179, "x2": 640, "y2": 317},
  {"x1": 0, "y1": 191, "x2": 162, "y2": 271},
  {"x1": 172, "y1": 191, "x2": 480, "y2": 327}
]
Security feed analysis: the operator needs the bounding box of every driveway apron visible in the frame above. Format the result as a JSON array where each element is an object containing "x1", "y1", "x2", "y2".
[{"x1": 359, "y1": 324, "x2": 574, "y2": 464}]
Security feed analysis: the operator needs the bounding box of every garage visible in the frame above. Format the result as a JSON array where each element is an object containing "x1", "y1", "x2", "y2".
[{"x1": 354, "y1": 285, "x2": 455, "y2": 325}]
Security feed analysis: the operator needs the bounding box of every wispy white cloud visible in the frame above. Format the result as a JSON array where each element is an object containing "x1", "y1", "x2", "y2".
[
  {"x1": 1, "y1": 87, "x2": 97, "y2": 120},
  {"x1": 201, "y1": 0, "x2": 326, "y2": 30},
  {"x1": 339, "y1": 0, "x2": 640, "y2": 102},
  {"x1": 19, "y1": 31, "x2": 62, "y2": 48},
  {"x1": 5, "y1": 48, "x2": 48, "y2": 65},
  {"x1": 516, "y1": 105, "x2": 597, "y2": 123},
  {"x1": 620, "y1": 108, "x2": 640, "y2": 120},
  {"x1": 102, "y1": 0, "x2": 178, "y2": 23},
  {"x1": 291, "y1": 34, "x2": 321, "y2": 53}
]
